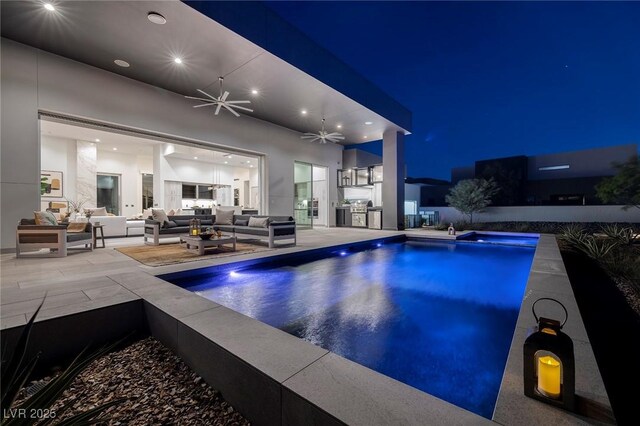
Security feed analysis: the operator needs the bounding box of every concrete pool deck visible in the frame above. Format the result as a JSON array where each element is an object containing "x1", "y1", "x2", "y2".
[{"x1": 0, "y1": 229, "x2": 613, "y2": 424}]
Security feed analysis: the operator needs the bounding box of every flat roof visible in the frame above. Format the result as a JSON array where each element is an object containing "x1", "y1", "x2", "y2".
[{"x1": 1, "y1": 0, "x2": 411, "y2": 144}]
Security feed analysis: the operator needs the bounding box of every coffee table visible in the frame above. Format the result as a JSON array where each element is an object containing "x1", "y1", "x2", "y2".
[{"x1": 180, "y1": 234, "x2": 237, "y2": 255}]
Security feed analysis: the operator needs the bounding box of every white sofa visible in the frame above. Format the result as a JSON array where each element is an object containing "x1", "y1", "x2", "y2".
[{"x1": 88, "y1": 216, "x2": 127, "y2": 237}]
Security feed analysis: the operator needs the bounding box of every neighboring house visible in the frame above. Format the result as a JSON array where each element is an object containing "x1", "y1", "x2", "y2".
[
  {"x1": 422, "y1": 144, "x2": 638, "y2": 207},
  {"x1": 0, "y1": 1, "x2": 412, "y2": 249}
]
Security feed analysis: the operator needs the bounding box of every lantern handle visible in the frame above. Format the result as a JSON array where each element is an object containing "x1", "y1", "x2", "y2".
[{"x1": 532, "y1": 297, "x2": 568, "y2": 328}]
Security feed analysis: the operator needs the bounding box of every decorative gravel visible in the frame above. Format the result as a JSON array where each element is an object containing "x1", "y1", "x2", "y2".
[{"x1": 38, "y1": 337, "x2": 249, "y2": 425}]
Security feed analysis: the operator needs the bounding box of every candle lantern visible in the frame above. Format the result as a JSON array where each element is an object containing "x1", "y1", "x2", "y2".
[
  {"x1": 189, "y1": 218, "x2": 201, "y2": 236},
  {"x1": 524, "y1": 297, "x2": 575, "y2": 411}
]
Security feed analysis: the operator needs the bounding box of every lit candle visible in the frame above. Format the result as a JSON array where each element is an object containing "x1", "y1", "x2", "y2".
[{"x1": 537, "y1": 355, "x2": 561, "y2": 398}]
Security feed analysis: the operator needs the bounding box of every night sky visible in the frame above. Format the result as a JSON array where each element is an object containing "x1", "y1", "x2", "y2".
[{"x1": 266, "y1": 1, "x2": 640, "y2": 180}]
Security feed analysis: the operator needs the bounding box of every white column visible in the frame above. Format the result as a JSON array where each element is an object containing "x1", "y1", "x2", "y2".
[
  {"x1": 152, "y1": 144, "x2": 164, "y2": 208},
  {"x1": 76, "y1": 141, "x2": 97, "y2": 207},
  {"x1": 382, "y1": 130, "x2": 405, "y2": 230}
]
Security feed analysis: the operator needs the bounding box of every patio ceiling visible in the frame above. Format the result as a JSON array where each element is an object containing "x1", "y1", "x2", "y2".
[{"x1": 1, "y1": 0, "x2": 411, "y2": 144}]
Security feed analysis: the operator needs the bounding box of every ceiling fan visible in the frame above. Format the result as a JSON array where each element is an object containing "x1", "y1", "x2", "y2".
[
  {"x1": 185, "y1": 77, "x2": 253, "y2": 117},
  {"x1": 301, "y1": 118, "x2": 345, "y2": 144}
]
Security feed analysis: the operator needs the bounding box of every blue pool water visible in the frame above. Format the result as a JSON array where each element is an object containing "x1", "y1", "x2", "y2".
[
  {"x1": 166, "y1": 239, "x2": 535, "y2": 418},
  {"x1": 458, "y1": 232, "x2": 539, "y2": 247}
]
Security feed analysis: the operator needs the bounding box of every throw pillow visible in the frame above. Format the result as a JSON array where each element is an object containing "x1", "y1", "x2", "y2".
[
  {"x1": 215, "y1": 209, "x2": 234, "y2": 225},
  {"x1": 234, "y1": 219, "x2": 249, "y2": 226},
  {"x1": 67, "y1": 223, "x2": 87, "y2": 233},
  {"x1": 151, "y1": 208, "x2": 170, "y2": 226},
  {"x1": 163, "y1": 220, "x2": 178, "y2": 229},
  {"x1": 34, "y1": 210, "x2": 58, "y2": 226},
  {"x1": 248, "y1": 216, "x2": 270, "y2": 228},
  {"x1": 85, "y1": 207, "x2": 108, "y2": 217},
  {"x1": 168, "y1": 209, "x2": 175, "y2": 216}
]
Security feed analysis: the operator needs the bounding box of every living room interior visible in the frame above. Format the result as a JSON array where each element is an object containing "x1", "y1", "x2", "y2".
[{"x1": 39, "y1": 119, "x2": 263, "y2": 242}]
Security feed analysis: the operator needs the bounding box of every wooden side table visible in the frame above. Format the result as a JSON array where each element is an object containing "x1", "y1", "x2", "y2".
[{"x1": 93, "y1": 224, "x2": 105, "y2": 248}]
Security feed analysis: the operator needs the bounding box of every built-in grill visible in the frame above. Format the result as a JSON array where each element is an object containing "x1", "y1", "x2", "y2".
[
  {"x1": 350, "y1": 202, "x2": 368, "y2": 213},
  {"x1": 350, "y1": 202, "x2": 368, "y2": 227}
]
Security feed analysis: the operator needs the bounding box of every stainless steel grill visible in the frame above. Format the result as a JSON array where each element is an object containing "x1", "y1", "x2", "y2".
[{"x1": 350, "y1": 202, "x2": 367, "y2": 213}]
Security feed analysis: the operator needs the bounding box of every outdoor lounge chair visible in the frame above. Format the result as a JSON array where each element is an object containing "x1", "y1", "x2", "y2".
[{"x1": 16, "y1": 219, "x2": 93, "y2": 257}]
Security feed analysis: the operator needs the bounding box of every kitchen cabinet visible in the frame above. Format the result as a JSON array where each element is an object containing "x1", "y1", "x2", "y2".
[
  {"x1": 182, "y1": 184, "x2": 197, "y2": 199},
  {"x1": 355, "y1": 168, "x2": 370, "y2": 186},
  {"x1": 337, "y1": 169, "x2": 354, "y2": 188},
  {"x1": 369, "y1": 165, "x2": 383, "y2": 184},
  {"x1": 336, "y1": 208, "x2": 352, "y2": 227}
]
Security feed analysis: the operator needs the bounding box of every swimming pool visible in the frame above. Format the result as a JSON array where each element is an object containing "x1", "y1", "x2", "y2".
[
  {"x1": 164, "y1": 238, "x2": 535, "y2": 418},
  {"x1": 457, "y1": 231, "x2": 539, "y2": 247}
]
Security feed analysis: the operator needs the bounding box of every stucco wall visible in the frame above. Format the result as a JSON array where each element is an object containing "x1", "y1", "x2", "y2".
[
  {"x1": 0, "y1": 38, "x2": 344, "y2": 249},
  {"x1": 423, "y1": 206, "x2": 640, "y2": 224}
]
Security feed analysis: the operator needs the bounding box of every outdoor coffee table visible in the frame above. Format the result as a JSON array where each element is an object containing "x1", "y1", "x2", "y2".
[{"x1": 180, "y1": 234, "x2": 237, "y2": 255}]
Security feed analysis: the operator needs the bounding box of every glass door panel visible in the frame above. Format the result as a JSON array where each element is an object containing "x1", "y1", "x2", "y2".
[
  {"x1": 97, "y1": 174, "x2": 120, "y2": 215},
  {"x1": 312, "y1": 165, "x2": 328, "y2": 227},
  {"x1": 294, "y1": 162, "x2": 312, "y2": 228}
]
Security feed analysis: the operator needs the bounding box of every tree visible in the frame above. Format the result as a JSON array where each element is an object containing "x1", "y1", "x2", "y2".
[
  {"x1": 596, "y1": 155, "x2": 640, "y2": 210},
  {"x1": 445, "y1": 179, "x2": 498, "y2": 223}
]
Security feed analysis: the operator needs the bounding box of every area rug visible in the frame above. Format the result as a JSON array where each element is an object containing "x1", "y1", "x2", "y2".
[{"x1": 115, "y1": 242, "x2": 271, "y2": 267}]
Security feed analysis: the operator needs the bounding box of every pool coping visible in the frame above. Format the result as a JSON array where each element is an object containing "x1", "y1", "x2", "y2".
[{"x1": 1, "y1": 233, "x2": 614, "y2": 425}]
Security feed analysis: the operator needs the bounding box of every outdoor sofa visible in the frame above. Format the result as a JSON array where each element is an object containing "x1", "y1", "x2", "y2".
[{"x1": 144, "y1": 214, "x2": 296, "y2": 248}]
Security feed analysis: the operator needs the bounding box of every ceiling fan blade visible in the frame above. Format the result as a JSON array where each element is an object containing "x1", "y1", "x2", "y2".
[
  {"x1": 223, "y1": 104, "x2": 240, "y2": 117},
  {"x1": 228, "y1": 105, "x2": 253, "y2": 113},
  {"x1": 193, "y1": 103, "x2": 217, "y2": 108},
  {"x1": 225, "y1": 100, "x2": 251, "y2": 104},
  {"x1": 301, "y1": 134, "x2": 319, "y2": 139},
  {"x1": 221, "y1": 91, "x2": 230, "y2": 101},
  {"x1": 215, "y1": 104, "x2": 222, "y2": 115},
  {"x1": 196, "y1": 89, "x2": 219, "y2": 101},
  {"x1": 185, "y1": 96, "x2": 216, "y2": 102}
]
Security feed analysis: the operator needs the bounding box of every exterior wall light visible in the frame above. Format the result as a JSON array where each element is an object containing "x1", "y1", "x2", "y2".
[{"x1": 524, "y1": 297, "x2": 575, "y2": 411}]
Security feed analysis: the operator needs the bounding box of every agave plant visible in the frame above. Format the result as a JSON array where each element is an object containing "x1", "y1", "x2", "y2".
[
  {"x1": 1, "y1": 299, "x2": 126, "y2": 425},
  {"x1": 574, "y1": 236, "x2": 619, "y2": 260},
  {"x1": 559, "y1": 224, "x2": 589, "y2": 246},
  {"x1": 600, "y1": 224, "x2": 640, "y2": 246}
]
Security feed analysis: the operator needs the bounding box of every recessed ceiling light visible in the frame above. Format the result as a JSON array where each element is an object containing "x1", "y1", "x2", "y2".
[
  {"x1": 44, "y1": 3, "x2": 55, "y2": 12},
  {"x1": 114, "y1": 59, "x2": 130, "y2": 68},
  {"x1": 337, "y1": 124, "x2": 342, "y2": 129},
  {"x1": 363, "y1": 136, "x2": 368, "y2": 139},
  {"x1": 147, "y1": 12, "x2": 166, "y2": 25},
  {"x1": 365, "y1": 121, "x2": 373, "y2": 125},
  {"x1": 95, "y1": 138, "x2": 100, "y2": 142},
  {"x1": 249, "y1": 165, "x2": 254, "y2": 168},
  {"x1": 224, "y1": 161, "x2": 228, "y2": 164},
  {"x1": 113, "y1": 147, "x2": 118, "y2": 151},
  {"x1": 193, "y1": 156, "x2": 198, "y2": 160},
  {"x1": 251, "y1": 89, "x2": 259, "y2": 95},
  {"x1": 301, "y1": 109, "x2": 307, "y2": 115},
  {"x1": 174, "y1": 57, "x2": 183, "y2": 64}
]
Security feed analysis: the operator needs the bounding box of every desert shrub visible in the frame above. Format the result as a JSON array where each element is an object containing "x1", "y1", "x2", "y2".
[
  {"x1": 453, "y1": 221, "x2": 468, "y2": 232},
  {"x1": 434, "y1": 223, "x2": 448, "y2": 231}
]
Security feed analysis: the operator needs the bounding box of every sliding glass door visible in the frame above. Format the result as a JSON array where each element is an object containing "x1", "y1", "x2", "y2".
[
  {"x1": 97, "y1": 174, "x2": 120, "y2": 215},
  {"x1": 294, "y1": 162, "x2": 312, "y2": 229},
  {"x1": 294, "y1": 162, "x2": 328, "y2": 228}
]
